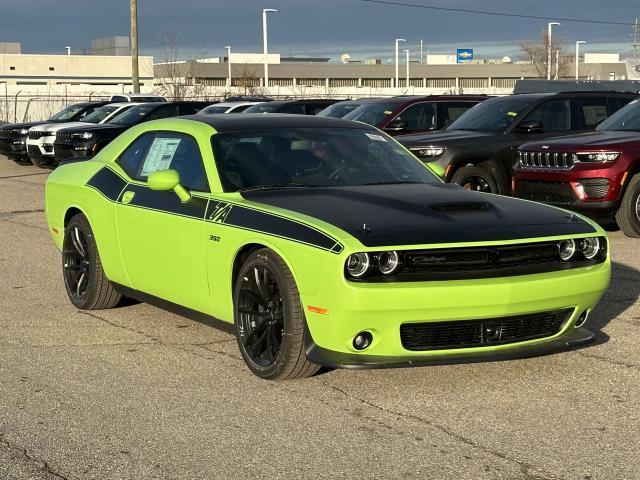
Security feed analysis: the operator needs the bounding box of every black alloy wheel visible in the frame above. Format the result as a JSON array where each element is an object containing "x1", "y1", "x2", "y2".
[
  {"x1": 63, "y1": 223, "x2": 91, "y2": 301},
  {"x1": 450, "y1": 165, "x2": 499, "y2": 193},
  {"x1": 234, "y1": 249, "x2": 320, "y2": 380},
  {"x1": 237, "y1": 263, "x2": 285, "y2": 367}
]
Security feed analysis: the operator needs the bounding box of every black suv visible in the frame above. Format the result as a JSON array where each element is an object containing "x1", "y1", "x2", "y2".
[
  {"x1": 0, "y1": 101, "x2": 109, "y2": 165},
  {"x1": 53, "y1": 101, "x2": 211, "y2": 165},
  {"x1": 398, "y1": 91, "x2": 637, "y2": 194},
  {"x1": 243, "y1": 99, "x2": 341, "y2": 115}
]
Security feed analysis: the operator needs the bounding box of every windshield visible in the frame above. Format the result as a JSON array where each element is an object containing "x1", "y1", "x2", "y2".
[
  {"x1": 243, "y1": 103, "x2": 279, "y2": 113},
  {"x1": 317, "y1": 103, "x2": 363, "y2": 118},
  {"x1": 81, "y1": 105, "x2": 120, "y2": 123},
  {"x1": 597, "y1": 99, "x2": 640, "y2": 131},
  {"x1": 342, "y1": 101, "x2": 402, "y2": 126},
  {"x1": 108, "y1": 104, "x2": 157, "y2": 126},
  {"x1": 48, "y1": 104, "x2": 88, "y2": 121},
  {"x1": 200, "y1": 105, "x2": 231, "y2": 114},
  {"x1": 448, "y1": 96, "x2": 535, "y2": 132},
  {"x1": 211, "y1": 127, "x2": 440, "y2": 192}
]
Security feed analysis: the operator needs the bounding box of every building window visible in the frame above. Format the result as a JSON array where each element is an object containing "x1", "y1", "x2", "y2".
[
  {"x1": 9, "y1": 66, "x2": 15, "y2": 70},
  {"x1": 49, "y1": 67, "x2": 55, "y2": 71}
]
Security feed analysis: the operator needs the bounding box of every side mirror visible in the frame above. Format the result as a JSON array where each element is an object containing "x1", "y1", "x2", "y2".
[
  {"x1": 384, "y1": 119, "x2": 409, "y2": 132},
  {"x1": 427, "y1": 163, "x2": 446, "y2": 179},
  {"x1": 147, "y1": 169, "x2": 191, "y2": 202},
  {"x1": 515, "y1": 120, "x2": 544, "y2": 134}
]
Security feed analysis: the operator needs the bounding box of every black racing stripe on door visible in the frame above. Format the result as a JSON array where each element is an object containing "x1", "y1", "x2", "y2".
[
  {"x1": 206, "y1": 200, "x2": 343, "y2": 253},
  {"x1": 123, "y1": 183, "x2": 209, "y2": 219},
  {"x1": 86, "y1": 167, "x2": 127, "y2": 201}
]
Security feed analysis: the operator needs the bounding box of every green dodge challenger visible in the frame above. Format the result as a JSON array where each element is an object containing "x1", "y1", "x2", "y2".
[{"x1": 45, "y1": 114, "x2": 610, "y2": 379}]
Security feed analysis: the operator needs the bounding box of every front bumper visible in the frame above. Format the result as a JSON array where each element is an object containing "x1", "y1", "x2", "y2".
[
  {"x1": 302, "y1": 261, "x2": 610, "y2": 367},
  {"x1": 26, "y1": 138, "x2": 56, "y2": 165},
  {"x1": 53, "y1": 142, "x2": 94, "y2": 163},
  {"x1": 0, "y1": 136, "x2": 28, "y2": 160}
]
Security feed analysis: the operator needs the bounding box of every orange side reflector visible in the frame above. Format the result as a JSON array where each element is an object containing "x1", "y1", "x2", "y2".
[
  {"x1": 52, "y1": 227, "x2": 59, "y2": 234},
  {"x1": 307, "y1": 305, "x2": 329, "y2": 315},
  {"x1": 621, "y1": 171, "x2": 629, "y2": 187},
  {"x1": 444, "y1": 164, "x2": 452, "y2": 177}
]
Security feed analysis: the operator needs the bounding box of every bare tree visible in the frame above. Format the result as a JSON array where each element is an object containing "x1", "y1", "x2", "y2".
[
  {"x1": 230, "y1": 64, "x2": 268, "y2": 98},
  {"x1": 519, "y1": 30, "x2": 569, "y2": 79}
]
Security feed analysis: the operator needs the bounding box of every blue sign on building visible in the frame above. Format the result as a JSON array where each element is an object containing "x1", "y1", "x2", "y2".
[{"x1": 457, "y1": 49, "x2": 474, "y2": 63}]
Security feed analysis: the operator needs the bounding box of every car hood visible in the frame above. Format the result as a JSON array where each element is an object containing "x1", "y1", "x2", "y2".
[
  {"x1": 242, "y1": 183, "x2": 596, "y2": 247},
  {"x1": 31, "y1": 121, "x2": 96, "y2": 133},
  {"x1": 1, "y1": 121, "x2": 48, "y2": 131},
  {"x1": 521, "y1": 130, "x2": 640, "y2": 151},
  {"x1": 397, "y1": 129, "x2": 497, "y2": 147},
  {"x1": 56, "y1": 123, "x2": 126, "y2": 135}
]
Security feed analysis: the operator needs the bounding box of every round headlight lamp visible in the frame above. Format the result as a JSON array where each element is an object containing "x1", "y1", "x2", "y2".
[
  {"x1": 558, "y1": 239, "x2": 576, "y2": 261},
  {"x1": 377, "y1": 251, "x2": 400, "y2": 275},
  {"x1": 346, "y1": 253, "x2": 370, "y2": 278},
  {"x1": 581, "y1": 237, "x2": 600, "y2": 260}
]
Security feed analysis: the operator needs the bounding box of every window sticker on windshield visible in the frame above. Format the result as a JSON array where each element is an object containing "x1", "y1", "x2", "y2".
[
  {"x1": 506, "y1": 111, "x2": 518, "y2": 117},
  {"x1": 141, "y1": 137, "x2": 181, "y2": 176},
  {"x1": 366, "y1": 133, "x2": 387, "y2": 142}
]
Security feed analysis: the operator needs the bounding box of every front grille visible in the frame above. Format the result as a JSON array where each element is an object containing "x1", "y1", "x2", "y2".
[
  {"x1": 400, "y1": 308, "x2": 573, "y2": 350},
  {"x1": 55, "y1": 132, "x2": 73, "y2": 142},
  {"x1": 518, "y1": 151, "x2": 575, "y2": 170},
  {"x1": 580, "y1": 178, "x2": 609, "y2": 199},
  {"x1": 0, "y1": 130, "x2": 10, "y2": 139},
  {"x1": 514, "y1": 180, "x2": 577, "y2": 204},
  {"x1": 28, "y1": 131, "x2": 51, "y2": 140},
  {"x1": 27, "y1": 145, "x2": 40, "y2": 155}
]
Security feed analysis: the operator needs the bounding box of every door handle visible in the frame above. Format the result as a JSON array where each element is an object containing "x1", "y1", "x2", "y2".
[{"x1": 122, "y1": 191, "x2": 135, "y2": 205}]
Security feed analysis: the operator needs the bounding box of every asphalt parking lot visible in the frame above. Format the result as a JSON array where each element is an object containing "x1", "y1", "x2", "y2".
[{"x1": 0, "y1": 157, "x2": 639, "y2": 480}]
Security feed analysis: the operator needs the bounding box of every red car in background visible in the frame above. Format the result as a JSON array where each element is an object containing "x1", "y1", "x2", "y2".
[
  {"x1": 341, "y1": 95, "x2": 488, "y2": 135},
  {"x1": 514, "y1": 98, "x2": 640, "y2": 237}
]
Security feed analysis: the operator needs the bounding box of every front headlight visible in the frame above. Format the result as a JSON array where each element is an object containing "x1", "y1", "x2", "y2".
[
  {"x1": 72, "y1": 132, "x2": 93, "y2": 140},
  {"x1": 346, "y1": 253, "x2": 370, "y2": 278},
  {"x1": 409, "y1": 146, "x2": 445, "y2": 158},
  {"x1": 574, "y1": 152, "x2": 619, "y2": 163},
  {"x1": 580, "y1": 237, "x2": 601, "y2": 260},
  {"x1": 17, "y1": 128, "x2": 29, "y2": 135}
]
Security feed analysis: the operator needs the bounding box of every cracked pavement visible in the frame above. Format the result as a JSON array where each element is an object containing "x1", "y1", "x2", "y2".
[{"x1": 0, "y1": 159, "x2": 639, "y2": 479}]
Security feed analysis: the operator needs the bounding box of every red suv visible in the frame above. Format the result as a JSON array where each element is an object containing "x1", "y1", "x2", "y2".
[
  {"x1": 514, "y1": 98, "x2": 640, "y2": 237},
  {"x1": 341, "y1": 95, "x2": 488, "y2": 135}
]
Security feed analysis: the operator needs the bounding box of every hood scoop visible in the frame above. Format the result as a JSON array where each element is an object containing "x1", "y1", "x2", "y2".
[{"x1": 429, "y1": 202, "x2": 491, "y2": 214}]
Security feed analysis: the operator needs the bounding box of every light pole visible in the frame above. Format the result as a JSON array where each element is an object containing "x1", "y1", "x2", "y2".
[
  {"x1": 65, "y1": 46, "x2": 71, "y2": 55},
  {"x1": 225, "y1": 45, "x2": 232, "y2": 89},
  {"x1": 420, "y1": 39, "x2": 423, "y2": 64},
  {"x1": 547, "y1": 22, "x2": 560, "y2": 80},
  {"x1": 575, "y1": 40, "x2": 586, "y2": 79},
  {"x1": 262, "y1": 8, "x2": 277, "y2": 89},
  {"x1": 404, "y1": 49, "x2": 410, "y2": 89},
  {"x1": 555, "y1": 49, "x2": 559, "y2": 80},
  {"x1": 395, "y1": 38, "x2": 406, "y2": 88}
]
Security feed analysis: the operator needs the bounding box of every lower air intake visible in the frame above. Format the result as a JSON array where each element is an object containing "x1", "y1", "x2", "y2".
[{"x1": 400, "y1": 308, "x2": 573, "y2": 351}]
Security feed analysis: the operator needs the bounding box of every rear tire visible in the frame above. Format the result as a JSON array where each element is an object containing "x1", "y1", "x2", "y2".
[
  {"x1": 615, "y1": 174, "x2": 640, "y2": 238},
  {"x1": 62, "y1": 214, "x2": 122, "y2": 309},
  {"x1": 450, "y1": 165, "x2": 499, "y2": 194},
  {"x1": 234, "y1": 248, "x2": 319, "y2": 380}
]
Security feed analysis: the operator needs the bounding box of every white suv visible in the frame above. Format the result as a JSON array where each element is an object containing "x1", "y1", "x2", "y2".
[
  {"x1": 26, "y1": 103, "x2": 140, "y2": 168},
  {"x1": 109, "y1": 93, "x2": 166, "y2": 102}
]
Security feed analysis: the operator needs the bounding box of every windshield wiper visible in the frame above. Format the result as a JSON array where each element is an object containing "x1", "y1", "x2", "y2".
[{"x1": 239, "y1": 183, "x2": 314, "y2": 192}]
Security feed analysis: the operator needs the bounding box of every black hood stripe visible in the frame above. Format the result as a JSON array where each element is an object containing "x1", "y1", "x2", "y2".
[{"x1": 85, "y1": 167, "x2": 343, "y2": 253}]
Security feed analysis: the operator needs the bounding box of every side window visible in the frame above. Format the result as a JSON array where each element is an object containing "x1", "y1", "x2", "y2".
[
  {"x1": 394, "y1": 102, "x2": 436, "y2": 132},
  {"x1": 608, "y1": 97, "x2": 631, "y2": 116},
  {"x1": 575, "y1": 97, "x2": 609, "y2": 128},
  {"x1": 439, "y1": 102, "x2": 476, "y2": 128},
  {"x1": 307, "y1": 104, "x2": 328, "y2": 115},
  {"x1": 279, "y1": 104, "x2": 306, "y2": 114},
  {"x1": 118, "y1": 132, "x2": 209, "y2": 192},
  {"x1": 111, "y1": 95, "x2": 127, "y2": 102},
  {"x1": 522, "y1": 98, "x2": 571, "y2": 132},
  {"x1": 145, "y1": 105, "x2": 179, "y2": 121}
]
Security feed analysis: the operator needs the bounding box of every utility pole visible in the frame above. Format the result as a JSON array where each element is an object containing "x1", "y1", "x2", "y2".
[
  {"x1": 575, "y1": 41, "x2": 585, "y2": 79},
  {"x1": 395, "y1": 38, "x2": 406, "y2": 88},
  {"x1": 547, "y1": 22, "x2": 560, "y2": 80},
  {"x1": 632, "y1": 18, "x2": 639, "y2": 59},
  {"x1": 130, "y1": 0, "x2": 140, "y2": 93}
]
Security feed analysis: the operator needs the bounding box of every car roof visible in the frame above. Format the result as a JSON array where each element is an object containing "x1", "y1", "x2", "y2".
[
  {"x1": 209, "y1": 101, "x2": 263, "y2": 108},
  {"x1": 182, "y1": 113, "x2": 373, "y2": 132}
]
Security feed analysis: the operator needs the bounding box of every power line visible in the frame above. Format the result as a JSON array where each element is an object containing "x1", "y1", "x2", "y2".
[{"x1": 354, "y1": 0, "x2": 633, "y2": 26}]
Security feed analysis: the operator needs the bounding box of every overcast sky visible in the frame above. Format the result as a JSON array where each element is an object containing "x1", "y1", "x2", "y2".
[{"x1": 1, "y1": 0, "x2": 636, "y2": 61}]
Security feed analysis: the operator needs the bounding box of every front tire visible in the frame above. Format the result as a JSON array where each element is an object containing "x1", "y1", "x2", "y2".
[
  {"x1": 615, "y1": 173, "x2": 640, "y2": 238},
  {"x1": 450, "y1": 165, "x2": 499, "y2": 193},
  {"x1": 11, "y1": 156, "x2": 32, "y2": 166},
  {"x1": 233, "y1": 248, "x2": 319, "y2": 380},
  {"x1": 62, "y1": 214, "x2": 121, "y2": 309}
]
